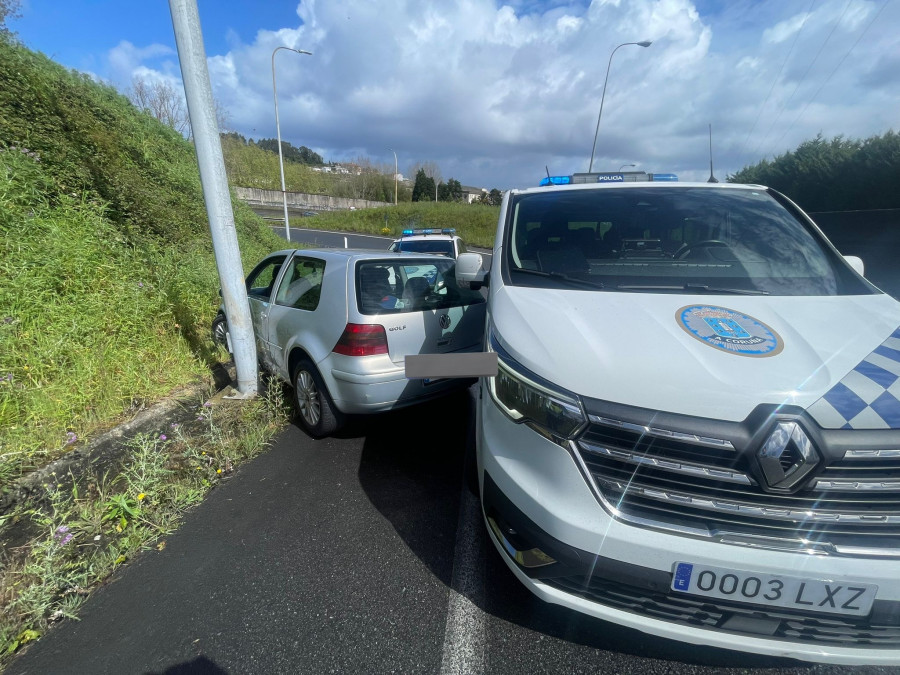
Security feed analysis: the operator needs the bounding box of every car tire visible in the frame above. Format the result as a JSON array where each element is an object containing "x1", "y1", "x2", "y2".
[
  {"x1": 211, "y1": 313, "x2": 229, "y2": 351},
  {"x1": 293, "y1": 359, "x2": 343, "y2": 438}
]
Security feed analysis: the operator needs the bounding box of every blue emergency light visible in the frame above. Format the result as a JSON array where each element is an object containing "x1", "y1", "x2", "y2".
[
  {"x1": 540, "y1": 171, "x2": 678, "y2": 186},
  {"x1": 401, "y1": 228, "x2": 456, "y2": 237}
]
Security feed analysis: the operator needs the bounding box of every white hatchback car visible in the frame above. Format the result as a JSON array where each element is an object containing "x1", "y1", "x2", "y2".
[
  {"x1": 456, "y1": 179, "x2": 900, "y2": 665},
  {"x1": 213, "y1": 249, "x2": 486, "y2": 436}
]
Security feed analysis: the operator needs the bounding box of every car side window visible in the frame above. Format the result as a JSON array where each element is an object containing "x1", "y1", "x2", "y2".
[
  {"x1": 457, "y1": 240, "x2": 467, "y2": 254},
  {"x1": 246, "y1": 256, "x2": 287, "y2": 301},
  {"x1": 274, "y1": 256, "x2": 325, "y2": 311}
]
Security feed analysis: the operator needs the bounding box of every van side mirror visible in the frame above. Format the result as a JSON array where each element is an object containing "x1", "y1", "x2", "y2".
[
  {"x1": 843, "y1": 255, "x2": 865, "y2": 277},
  {"x1": 456, "y1": 252, "x2": 488, "y2": 290}
]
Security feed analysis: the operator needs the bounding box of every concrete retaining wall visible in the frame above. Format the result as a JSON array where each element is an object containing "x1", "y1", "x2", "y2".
[{"x1": 234, "y1": 186, "x2": 389, "y2": 212}]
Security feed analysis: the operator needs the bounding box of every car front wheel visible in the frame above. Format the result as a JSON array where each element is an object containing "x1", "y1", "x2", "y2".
[
  {"x1": 211, "y1": 313, "x2": 230, "y2": 352},
  {"x1": 293, "y1": 359, "x2": 343, "y2": 438}
]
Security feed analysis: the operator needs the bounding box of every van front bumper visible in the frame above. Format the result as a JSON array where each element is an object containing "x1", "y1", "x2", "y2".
[{"x1": 478, "y1": 393, "x2": 900, "y2": 666}]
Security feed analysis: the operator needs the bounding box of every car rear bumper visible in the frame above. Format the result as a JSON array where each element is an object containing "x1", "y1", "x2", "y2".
[
  {"x1": 478, "y1": 389, "x2": 900, "y2": 665},
  {"x1": 322, "y1": 353, "x2": 473, "y2": 414}
]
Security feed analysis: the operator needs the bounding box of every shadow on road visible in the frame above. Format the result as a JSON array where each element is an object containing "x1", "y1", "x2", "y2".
[
  {"x1": 353, "y1": 388, "x2": 471, "y2": 587},
  {"x1": 147, "y1": 656, "x2": 229, "y2": 675}
]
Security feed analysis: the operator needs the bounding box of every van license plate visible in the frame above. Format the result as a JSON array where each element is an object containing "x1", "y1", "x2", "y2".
[{"x1": 671, "y1": 562, "x2": 877, "y2": 617}]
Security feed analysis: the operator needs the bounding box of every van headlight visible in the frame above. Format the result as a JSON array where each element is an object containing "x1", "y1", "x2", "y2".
[{"x1": 487, "y1": 336, "x2": 586, "y2": 444}]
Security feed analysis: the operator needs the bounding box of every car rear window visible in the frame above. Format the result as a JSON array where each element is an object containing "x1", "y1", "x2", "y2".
[
  {"x1": 356, "y1": 259, "x2": 485, "y2": 315},
  {"x1": 397, "y1": 240, "x2": 454, "y2": 256}
]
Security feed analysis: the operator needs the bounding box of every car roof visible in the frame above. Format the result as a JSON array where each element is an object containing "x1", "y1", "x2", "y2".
[
  {"x1": 508, "y1": 181, "x2": 769, "y2": 197},
  {"x1": 268, "y1": 248, "x2": 453, "y2": 264}
]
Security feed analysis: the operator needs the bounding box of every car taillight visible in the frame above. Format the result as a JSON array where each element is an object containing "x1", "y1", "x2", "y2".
[{"x1": 332, "y1": 323, "x2": 389, "y2": 357}]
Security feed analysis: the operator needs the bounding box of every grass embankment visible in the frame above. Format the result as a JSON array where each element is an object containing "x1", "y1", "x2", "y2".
[
  {"x1": 0, "y1": 39, "x2": 291, "y2": 664},
  {"x1": 310, "y1": 201, "x2": 500, "y2": 249}
]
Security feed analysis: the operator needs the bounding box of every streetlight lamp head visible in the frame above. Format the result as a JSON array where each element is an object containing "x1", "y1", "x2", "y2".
[{"x1": 637, "y1": 41, "x2": 652, "y2": 47}]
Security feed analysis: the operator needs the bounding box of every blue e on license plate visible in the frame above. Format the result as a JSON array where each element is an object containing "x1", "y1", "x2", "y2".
[{"x1": 671, "y1": 562, "x2": 877, "y2": 617}]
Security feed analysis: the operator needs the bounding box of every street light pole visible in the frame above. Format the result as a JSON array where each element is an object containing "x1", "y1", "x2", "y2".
[
  {"x1": 272, "y1": 46, "x2": 311, "y2": 241},
  {"x1": 388, "y1": 148, "x2": 398, "y2": 205},
  {"x1": 619, "y1": 163, "x2": 636, "y2": 172},
  {"x1": 588, "y1": 40, "x2": 651, "y2": 173}
]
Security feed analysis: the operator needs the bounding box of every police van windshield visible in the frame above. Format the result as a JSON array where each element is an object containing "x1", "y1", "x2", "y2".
[{"x1": 504, "y1": 186, "x2": 873, "y2": 296}]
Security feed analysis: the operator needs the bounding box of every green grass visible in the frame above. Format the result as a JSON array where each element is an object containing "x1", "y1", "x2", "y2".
[
  {"x1": 310, "y1": 201, "x2": 500, "y2": 249},
  {"x1": 0, "y1": 38, "x2": 288, "y2": 483}
]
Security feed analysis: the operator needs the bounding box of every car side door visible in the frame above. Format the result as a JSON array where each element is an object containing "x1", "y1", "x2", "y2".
[
  {"x1": 266, "y1": 254, "x2": 330, "y2": 380},
  {"x1": 245, "y1": 254, "x2": 288, "y2": 360}
]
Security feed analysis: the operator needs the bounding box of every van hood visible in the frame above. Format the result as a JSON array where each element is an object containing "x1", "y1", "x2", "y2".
[{"x1": 491, "y1": 286, "x2": 900, "y2": 424}]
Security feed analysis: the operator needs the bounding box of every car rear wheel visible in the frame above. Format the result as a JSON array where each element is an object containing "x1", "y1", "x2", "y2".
[{"x1": 293, "y1": 359, "x2": 343, "y2": 438}]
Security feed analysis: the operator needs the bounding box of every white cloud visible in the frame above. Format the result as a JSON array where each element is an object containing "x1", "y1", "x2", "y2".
[{"x1": 104, "y1": 0, "x2": 900, "y2": 189}]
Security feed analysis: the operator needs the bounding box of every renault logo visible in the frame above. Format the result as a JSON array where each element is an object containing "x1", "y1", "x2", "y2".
[
  {"x1": 757, "y1": 421, "x2": 819, "y2": 489},
  {"x1": 439, "y1": 314, "x2": 452, "y2": 329}
]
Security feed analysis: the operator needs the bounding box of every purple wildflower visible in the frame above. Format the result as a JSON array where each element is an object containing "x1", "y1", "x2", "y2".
[
  {"x1": 65, "y1": 432, "x2": 77, "y2": 445},
  {"x1": 170, "y1": 422, "x2": 179, "y2": 429},
  {"x1": 159, "y1": 434, "x2": 167, "y2": 441},
  {"x1": 138, "y1": 282, "x2": 144, "y2": 288},
  {"x1": 54, "y1": 526, "x2": 73, "y2": 546},
  {"x1": 203, "y1": 402, "x2": 212, "y2": 408}
]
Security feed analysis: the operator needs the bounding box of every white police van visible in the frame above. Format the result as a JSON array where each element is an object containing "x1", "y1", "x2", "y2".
[{"x1": 454, "y1": 173, "x2": 900, "y2": 665}]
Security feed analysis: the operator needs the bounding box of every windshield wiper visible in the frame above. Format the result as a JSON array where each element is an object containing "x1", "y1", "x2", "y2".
[
  {"x1": 615, "y1": 284, "x2": 769, "y2": 295},
  {"x1": 511, "y1": 268, "x2": 605, "y2": 289}
]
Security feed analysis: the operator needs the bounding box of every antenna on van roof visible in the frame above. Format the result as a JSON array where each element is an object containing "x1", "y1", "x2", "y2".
[
  {"x1": 545, "y1": 166, "x2": 551, "y2": 180},
  {"x1": 707, "y1": 123, "x2": 719, "y2": 183}
]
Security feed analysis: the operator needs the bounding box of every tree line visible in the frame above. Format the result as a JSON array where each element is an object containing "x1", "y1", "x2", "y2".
[
  {"x1": 729, "y1": 131, "x2": 900, "y2": 212},
  {"x1": 223, "y1": 132, "x2": 324, "y2": 166},
  {"x1": 411, "y1": 168, "x2": 502, "y2": 205}
]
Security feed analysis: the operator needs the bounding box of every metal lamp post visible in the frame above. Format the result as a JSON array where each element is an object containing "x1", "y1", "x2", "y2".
[
  {"x1": 388, "y1": 148, "x2": 398, "y2": 205},
  {"x1": 619, "y1": 163, "x2": 636, "y2": 172},
  {"x1": 272, "y1": 46, "x2": 312, "y2": 240},
  {"x1": 588, "y1": 40, "x2": 651, "y2": 173}
]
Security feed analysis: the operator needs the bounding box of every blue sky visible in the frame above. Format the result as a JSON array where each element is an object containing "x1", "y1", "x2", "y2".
[{"x1": 10, "y1": 0, "x2": 900, "y2": 189}]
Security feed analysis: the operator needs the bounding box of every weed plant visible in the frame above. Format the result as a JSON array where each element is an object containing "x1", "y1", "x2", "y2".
[
  {"x1": 0, "y1": 39, "x2": 288, "y2": 482},
  {"x1": 0, "y1": 381, "x2": 290, "y2": 667}
]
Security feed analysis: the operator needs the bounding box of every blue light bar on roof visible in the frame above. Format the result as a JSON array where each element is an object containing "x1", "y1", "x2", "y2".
[
  {"x1": 441, "y1": 228, "x2": 456, "y2": 235},
  {"x1": 401, "y1": 228, "x2": 445, "y2": 237},
  {"x1": 540, "y1": 171, "x2": 678, "y2": 186}
]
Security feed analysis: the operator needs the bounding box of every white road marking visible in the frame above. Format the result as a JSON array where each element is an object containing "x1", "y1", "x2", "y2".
[{"x1": 440, "y1": 483, "x2": 486, "y2": 675}]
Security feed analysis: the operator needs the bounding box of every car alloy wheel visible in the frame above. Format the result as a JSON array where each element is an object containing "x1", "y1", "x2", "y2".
[
  {"x1": 211, "y1": 314, "x2": 229, "y2": 350},
  {"x1": 296, "y1": 370, "x2": 321, "y2": 427},
  {"x1": 292, "y1": 358, "x2": 343, "y2": 438}
]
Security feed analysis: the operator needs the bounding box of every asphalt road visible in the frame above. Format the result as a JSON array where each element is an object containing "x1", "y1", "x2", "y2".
[
  {"x1": 10, "y1": 388, "x2": 895, "y2": 675},
  {"x1": 10, "y1": 228, "x2": 897, "y2": 674}
]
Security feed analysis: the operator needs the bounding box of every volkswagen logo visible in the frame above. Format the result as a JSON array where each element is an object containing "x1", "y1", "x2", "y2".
[
  {"x1": 757, "y1": 421, "x2": 819, "y2": 490},
  {"x1": 439, "y1": 314, "x2": 452, "y2": 329}
]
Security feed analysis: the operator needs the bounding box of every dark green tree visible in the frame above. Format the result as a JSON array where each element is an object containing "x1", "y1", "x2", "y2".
[
  {"x1": 487, "y1": 188, "x2": 502, "y2": 206},
  {"x1": 729, "y1": 131, "x2": 900, "y2": 211},
  {"x1": 412, "y1": 168, "x2": 435, "y2": 202}
]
